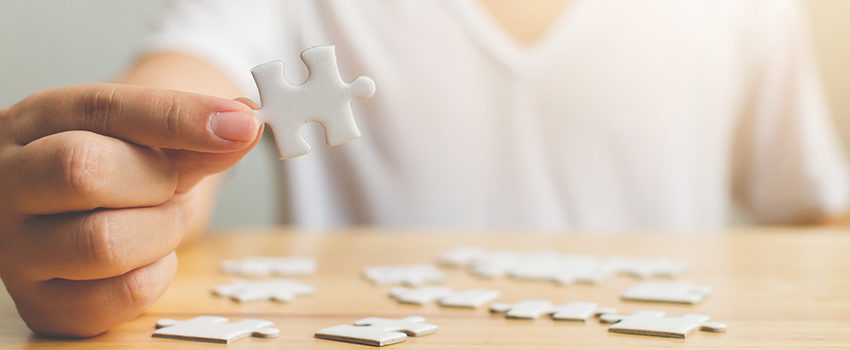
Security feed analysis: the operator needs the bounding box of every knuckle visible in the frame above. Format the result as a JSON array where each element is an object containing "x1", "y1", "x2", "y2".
[
  {"x1": 158, "y1": 93, "x2": 183, "y2": 138},
  {"x1": 57, "y1": 138, "x2": 106, "y2": 198},
  {"x1": 79, "y1": 212, "x2": 123, "y2": 270},
  {"x1": 113, "y1": 268, "x2": 154, "y2": 307},
  {"x1": 80, "y1": 84, "x2": 118, "y2": 133}
]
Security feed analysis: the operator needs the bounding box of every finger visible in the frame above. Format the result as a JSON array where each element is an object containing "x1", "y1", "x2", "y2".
[
  {"x1": 15, "y1": 202, "x2": 184, "y2": 281},
  {"x1": 10, "y1": 252, "x2": 177, "y2": 337},
  {"x1": 6, "y1": 83, "x2": 259, "y2": 152},
  {"x1": 166, "y1": 124, "x2": 265, "y2": 192},
  {"x1": 3, "y1": 131, "x2": 177, "y2": 214}
]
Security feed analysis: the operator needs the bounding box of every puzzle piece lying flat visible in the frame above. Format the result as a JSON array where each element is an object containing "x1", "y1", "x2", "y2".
[
  {"x1": 364, "y1": 264, "x2": 445, "y2": 286},
  {"x1": 599, "y1": 311, "x2": 726, "y2": 338},
  {"x1": 315, "y1": 316, "x2": 438, "y2": 347},
  {"x1": 438, "y1": 247, "x2": 488, "y2": 266},
  {"x1": 252, "y1": 45, "x2": 376, "y2": 159},
  {"x1": 389, "y1": 286, "x2": 453, "y2": 304},
  {"x1": 490, "y1": 300, "x2": 616, "y2": 321},
  {"x1": 220, "y1": 256, "x2": 315, "y2": 277},
  {"x1": 617, "y1": 258, "x2": 688, "y2": 278},
  {"x1": 213, "y1": 279, "x2": 315, "y2": 302},
  {"x1": 153, "y1": 316, "x2": 279, "y2": 344},
  {"x1": 439, "y1": 248, "x2": 687, "y2": 285},
  {"x1": 621, "y1": 281, "x2": 711, "y2": 304},
  {"x1": 439, "y1": 289, "x2": 502, "y2": 308},
  {"x1": 389, "y1": 287, "x2": 501, "y2": 308}
]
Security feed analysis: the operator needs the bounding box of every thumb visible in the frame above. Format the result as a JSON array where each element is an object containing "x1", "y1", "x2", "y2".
[{"x1": 166, "y1": 124, "x2": 265, "y2": 193}]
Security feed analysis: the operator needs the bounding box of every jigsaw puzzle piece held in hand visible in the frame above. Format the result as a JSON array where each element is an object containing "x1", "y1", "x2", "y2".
[
  {"x1": 315, "y1": 316, "x2": 438, "y2": 347},
  {"x1": 251, "y1": 45, "x2": 376, "y2": 159},
  {"x1": 599, "y1": 310, "x2": 726, "y2": 339},
  {"x1": 152, "y1": 316, "x2": 280, "y2": 344}
]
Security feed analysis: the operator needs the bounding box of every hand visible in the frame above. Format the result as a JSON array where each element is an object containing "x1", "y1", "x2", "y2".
[{"x1": 0, "y1": 83, "x2": 261, "y2": 337}]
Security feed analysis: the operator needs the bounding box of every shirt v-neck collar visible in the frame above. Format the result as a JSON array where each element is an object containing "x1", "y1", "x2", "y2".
[{"x1": 446, "y1": 0, "x2": 599, "y2": 74}]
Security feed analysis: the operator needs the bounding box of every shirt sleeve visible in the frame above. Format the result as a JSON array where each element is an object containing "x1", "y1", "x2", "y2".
[
  {"x1": 732, "y1": 0, "x2": 850, "y2": 224},
  {"x1": 142, "y1": 0, "x2": 284, "y2": 98}
]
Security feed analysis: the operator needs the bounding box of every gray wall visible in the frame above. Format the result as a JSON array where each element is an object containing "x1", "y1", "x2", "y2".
[{"x1": 0, "y1": 0, "x2": 279, "y2": 229}]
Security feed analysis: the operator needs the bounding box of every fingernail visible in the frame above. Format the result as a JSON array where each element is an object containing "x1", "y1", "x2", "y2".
[{"x1": 209, "y1": 111, "x2": 258, "y2": 142}]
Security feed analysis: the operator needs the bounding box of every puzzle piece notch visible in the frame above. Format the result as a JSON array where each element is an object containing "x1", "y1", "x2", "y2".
[
  {"x1": 252, "y1": 45, "x2": 376, "y2": 159},
  {"x1": 315, "y1": 316, "x2": 438, "y2": 347},
  {"x1": 599, "y1": 311, "x2": 727, "y2": 339},
  {"x1": 364, "y1": 264, "x2": 445, "y2": 286},
  {"x1": 213, "y1": 279, "x2": 316, "y2": 302},
  {"x1": 220, "y1": 256, "x2": 315, "y2": 277},
  {"x1": 490, "y1": 300, "x2": 615, "y2": 321},
  {"x1": 389, "y1": 287, "x2": 501, "y2": 308},
  {"x1": 153, "y1": 316, "x2": 279, "y2": 344},
  {"x1": 621, "y1": 281, "x2": 712, "y2": 304}
]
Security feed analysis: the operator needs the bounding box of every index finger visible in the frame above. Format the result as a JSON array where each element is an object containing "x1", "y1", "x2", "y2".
[{"x1": 6, "y1": 83, "x2": 259, "y2": 152}]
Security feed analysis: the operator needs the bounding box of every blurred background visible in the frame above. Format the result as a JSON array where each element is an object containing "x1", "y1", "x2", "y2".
[{"x1": 1, "y1": 0, "x2": 848, "y2": 229}]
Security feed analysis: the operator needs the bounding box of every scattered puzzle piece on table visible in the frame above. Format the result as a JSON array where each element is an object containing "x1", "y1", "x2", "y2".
[
  {"x1": 251, "y1": 45, "x2": 376, "y2": 159},
  {"x1": 617, "y1": 258, "x2": 688, "y2": 278},
  {"x1": 220, "y1": 256, "x2": 315, "y2": 277},
  {"x1": 152, "y1": 316, "x2": 279, "y2": 344},
  {"x1": 621, "y1": 281, "x2": 712, "y2": 304},
  {"x1": 389, "y1": 287, "x2": 501, "y2": 308},
  {"x1": 213, "y1": 279, "x2": 315, "y2": 302},
  {"x1": 364, "y1": 264, "x2": 445, "y2": 286},
  {"x1": 438, "y1": 247, "x2": 488, "y2": 266},
  {"x1": 490, "y1": 300, "x2": 616, "y2": 321},
  {"x1": 390, "y1": 286, "x2": 453, "y2": 304},
  {"x1": 599, "y1": 311, "x2": 726, "y2": 339},
  {"x1": 438, "y1": 289, "x2": 502, "y2": 308},
  {"x1": 315, "y1": 316, "x2": 438, "y2": 347},
  {"x1": 438, "y1": 248, "x2": 687, "y2": 285}
]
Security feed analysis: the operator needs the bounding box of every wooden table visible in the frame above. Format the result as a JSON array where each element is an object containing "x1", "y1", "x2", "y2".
[{"x1": 1, "y1": 228, "x2": 848, "y2": 349}]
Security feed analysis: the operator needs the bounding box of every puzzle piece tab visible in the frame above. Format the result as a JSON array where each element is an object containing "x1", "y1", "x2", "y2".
[
  {"x1": 213, "y1": 279, "x2": 315, "y2": 302},
  {"x1": 153, "y1": 316, "x2": 279, "y2": 344},
  {"x1": 599, "y1": 311, "x2": 726, "y2": 338},
  {"x1": 364, "y1": 264, "x2": 445, "y2": 286},
  {"x1": 490, "y1": 300, "x2": 615, "y2": 321},
  {"x1": 315, "y1": 316, "x2": 438, "y2": 347},
  {"x1": 220, "y1": 256, "x2": 315, "y2": 277},
  {"x1": 621, "y1": 281, "x2": 712, "y2": 304},
  {"x1": 251, "y1": 45, "x2": 376, "y2": 159}
]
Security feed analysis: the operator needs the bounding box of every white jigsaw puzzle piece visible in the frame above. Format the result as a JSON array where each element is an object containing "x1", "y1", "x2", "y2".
[
  {"x1": 617, "y1": 258, "x2": 688, "y2": 278},
  {"x1": 599, "y1": 310, "x2": 727, "y2": 338},
  {"x1": 153, "y1": 316, "x2": 280, "y2": 344},
  {"x1": 439, "y1": 289, "x2": 501, "y2": 308},
  {"x1": 220, "y1": 256, "x2": 315, "y2": 277},
  {"x1": 314, "y1": 316, "x2": 438, "y2": 347},
  {"x1": 550, "y1": 301, "x2": 617, "y2": 321},
  {"x1": 364, "y1": 264, "x2": 445, "y2": 286},
  {"x1": 438, "y1": 247, "x2": 487, "y2": 266},
  {"x1": 390, "y1": 286, "x2": 454, "y2": 304},
  {"x1": 621, "y1": 281, "x2": 712, "y2": 304},
  {"x1": 213, "y1": 279, "x2": 315, "y2": 302},
  {"x1": 490, "y1": 300, "x2": 616, "y2": 321},
  {"x1": 490, "y1": 300, "x2": 554, "y2": 319},
  {"x1": 251, "y1": 45, "x2": 376, "y2": 159}
]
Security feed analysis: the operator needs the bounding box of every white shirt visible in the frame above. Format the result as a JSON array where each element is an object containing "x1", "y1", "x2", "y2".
[{"x1": 146, "y1": 0, "x2": 849, "y2": 230}]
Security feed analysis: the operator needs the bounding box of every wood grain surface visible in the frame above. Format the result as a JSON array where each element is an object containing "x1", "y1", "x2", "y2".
[{"x1": 1, "y1": 227, "x2": 848, "y2": 349}]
